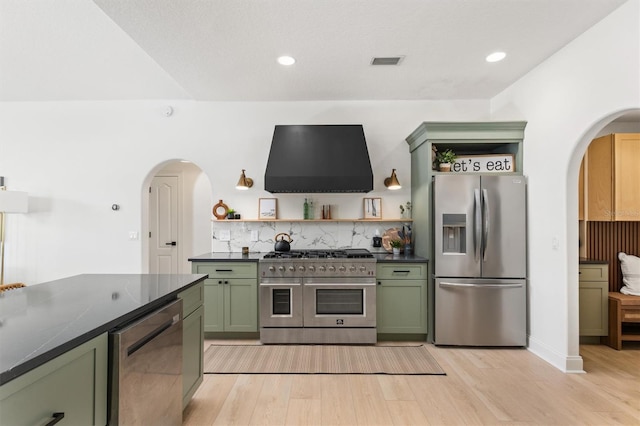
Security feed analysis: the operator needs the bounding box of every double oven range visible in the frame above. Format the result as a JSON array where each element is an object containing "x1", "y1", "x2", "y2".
[{"x1": 259, "y1": 249, "x2": 377, "y2": 344}]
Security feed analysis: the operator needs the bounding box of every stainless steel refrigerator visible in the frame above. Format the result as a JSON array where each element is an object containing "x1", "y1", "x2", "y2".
[{"x1": 434, "y1": 174, "x2": 527, "y2": 346}]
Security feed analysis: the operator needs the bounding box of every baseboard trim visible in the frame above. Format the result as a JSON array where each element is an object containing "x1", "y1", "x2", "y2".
[{"x1": 527, "y1": 335, "x2": 584, "y2": 373}]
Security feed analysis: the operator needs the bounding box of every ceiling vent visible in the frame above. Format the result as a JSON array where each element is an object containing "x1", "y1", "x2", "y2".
[{"x1": 370, "y1": 56, "x2": 404, "y2": 66}]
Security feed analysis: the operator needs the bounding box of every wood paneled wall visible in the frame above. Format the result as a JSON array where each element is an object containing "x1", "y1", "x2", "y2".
[{"x1": 586, "y1": 221, "x2": 640, "y2": 291}]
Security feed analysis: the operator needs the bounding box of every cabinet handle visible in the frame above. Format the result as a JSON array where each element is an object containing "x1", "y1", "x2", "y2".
[
  {"x1": 377, "y1": 281, "x2": 381, "y2": 285},
  {"x1": 44, "y1": 412, "x2": 65, "y2": 426},
  {"x1": 216, "y1": 269, "x2": 233, "y2": 272},
  {"x1": 224, "y1": 280, "x2": 229, "y2": 284},
  {"x1": 393, "y1": 270, "x2": 411, "y2": 274},
  {"x1": 165, "y1": 241, "x2": 177, "y2": 246},
  {"x1": 218, "y1": 280, "x2": 223, "y2": 284}
]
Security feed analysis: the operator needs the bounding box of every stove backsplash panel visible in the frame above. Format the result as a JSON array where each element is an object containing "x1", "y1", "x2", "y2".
[{"x1": 211, "y1": 221, "x2": 409, "y2": 253}]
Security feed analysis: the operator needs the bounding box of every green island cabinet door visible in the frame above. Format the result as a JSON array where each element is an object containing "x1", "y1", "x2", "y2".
[
  {"x1": 178, "y1": 281, "x2": 205, "y2": 409},
  {"x1": 0, "y1": 333, "x2": 108, "y2": 426},
  {"x1": 192, "y1": 262, "x2": 258, "y2": 333},
  {"x1": 376, "y1": 263, "x2": 428, "y2": 334}
]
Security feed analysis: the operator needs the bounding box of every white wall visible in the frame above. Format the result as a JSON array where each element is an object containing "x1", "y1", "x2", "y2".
[
  {"x1": 0, "y1": 99, "x2": 488, "y2": 284},
  {"x1": 491, "y1": 0, "x2": 640, "y2": 372}
]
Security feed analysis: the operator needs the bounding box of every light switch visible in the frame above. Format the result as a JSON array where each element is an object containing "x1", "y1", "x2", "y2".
[
  {"x1": 219, "y1": 230, "x2": 231, "y2": 241},
  {"x1": 129, "y1": 231, "x2": 139, "y2": 240}
]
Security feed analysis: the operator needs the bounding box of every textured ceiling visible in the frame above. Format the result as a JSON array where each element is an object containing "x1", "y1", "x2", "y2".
[{"x1": 0, "y1": 0, "x2": 630, "y2": 102}]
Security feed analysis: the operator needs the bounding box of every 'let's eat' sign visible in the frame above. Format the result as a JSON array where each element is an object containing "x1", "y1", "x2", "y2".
[{"x1": 451, "y1": 154, "x2": 515, "y2": 173}]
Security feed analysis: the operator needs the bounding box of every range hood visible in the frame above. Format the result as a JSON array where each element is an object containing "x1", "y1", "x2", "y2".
[{"x1": 265, "y1": 125, "x2": 374, "y2": 193}]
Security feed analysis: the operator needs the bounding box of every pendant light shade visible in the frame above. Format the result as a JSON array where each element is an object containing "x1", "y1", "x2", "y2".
[
  {"x1": 236, "y1": 169, "x2": 254, "y2": 190},
  {"x1": 384, "y1": 169, "x2": 401, "y2": 190}
]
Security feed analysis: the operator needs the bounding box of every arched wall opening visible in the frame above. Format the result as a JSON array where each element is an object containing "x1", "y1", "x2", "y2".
[
  {"x1": 566, "y1": 108, "x2": 640, "y2": 369},
  {"x1": 141, "y1": 159, "x2": 213, "y2": 273}
]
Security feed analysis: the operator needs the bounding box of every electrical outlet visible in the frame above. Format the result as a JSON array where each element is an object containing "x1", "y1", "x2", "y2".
[
  {"x1": 251, "y1": 230, "x2": 259, "y2": 241},
  {"x1": 129, "y1": 231, "x2": 139, "y2": 240},
  {"x1": 219, "y1": 230, "x2": 231, "y2": 241}
]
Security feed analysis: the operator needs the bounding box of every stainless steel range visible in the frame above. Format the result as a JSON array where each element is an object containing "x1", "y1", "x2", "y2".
[{"x1": 259, "y1": 249, "x2": 377, "y2": 344}]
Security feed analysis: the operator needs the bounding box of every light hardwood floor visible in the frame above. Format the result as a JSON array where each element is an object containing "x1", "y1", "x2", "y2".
[{"x1": 183, "y1": 341, "x2": 640, "y2": 425}]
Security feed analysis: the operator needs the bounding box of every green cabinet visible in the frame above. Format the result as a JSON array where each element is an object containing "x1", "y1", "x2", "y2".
[
  {"x1": 0, "y1": 333, "x2": 108, "y2": 426},
  {"x1": 376, "y1": 263, "x2": 428, "y2": 336},
  {"x1": 579, "y1": 263, "x2": 609, "y2": 336},
  {"x1": 178, "y1": 281, "x2": 204, "y2": 409},
  {"x1": 405, "y1": 121, "x2": 527, "y2": 342},
  {"x1": 191, "y1": 262, "x2": 258, "y2": 332}
]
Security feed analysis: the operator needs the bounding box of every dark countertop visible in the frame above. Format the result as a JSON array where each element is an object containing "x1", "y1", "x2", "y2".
[
  {"x1": 189, "y1": 252, "x2": 263, "y2": 262},
  {"x1": 579, "y1": 258, "x2": 609, "y2": 264},
  {"x1": 189, "y1": 251, "x2": 428, "y2": 264},
  {"x1": 0, "y1": 273, "x2": 207, "y2": 386}
]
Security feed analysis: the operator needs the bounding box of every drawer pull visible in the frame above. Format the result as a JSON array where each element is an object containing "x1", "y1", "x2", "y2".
[
  {"x1": 44, "y1": 412, "x2": 65, "y2": 426},
  {"x1": 216, "y1": 269, "x2": 233, "y2": 272},
  {"x1": 393, "y1": 270, "x2": 411, "y2": 274}
]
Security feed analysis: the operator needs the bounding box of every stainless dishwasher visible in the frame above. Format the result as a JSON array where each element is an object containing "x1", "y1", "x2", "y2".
[{"x1": 109, "y1": 299, "x2": 183, "y2": 425}]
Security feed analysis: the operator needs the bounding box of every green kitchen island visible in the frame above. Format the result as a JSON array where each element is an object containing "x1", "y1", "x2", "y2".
[{"x1": 0, "y1": 273, "x2": 207, "y2": 425}]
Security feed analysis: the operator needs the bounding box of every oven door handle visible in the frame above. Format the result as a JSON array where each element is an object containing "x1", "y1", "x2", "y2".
[
  {"x1": 259, "y1": 282, "x2": 302, "y2": 286},
  {"x1": 304, "y1": 282, "x2": 377, "y2": 286}
]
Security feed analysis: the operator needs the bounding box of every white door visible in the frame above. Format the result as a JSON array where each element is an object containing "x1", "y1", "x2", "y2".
[{"x1": 149, "y1": 176, "x2": 179, "y2": 274}]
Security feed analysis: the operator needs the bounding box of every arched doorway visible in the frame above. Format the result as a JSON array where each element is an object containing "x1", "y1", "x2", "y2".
[
  {"x1": 569, "y1": 108, "x2": 640, "y2": 365},
  {"x1": 141, "y1": 160, "x2": 212, "y2": 274}
]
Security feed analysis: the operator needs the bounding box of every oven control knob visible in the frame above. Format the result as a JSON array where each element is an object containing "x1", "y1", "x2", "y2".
[
  {"x1": 349, "y1": 266, "x2": 356, "y2": 272},
  {"x1": 339, "y1": 266, "x2": 346, "y2": 272},
  {"x1": 359, "y1": 266, "x2": 367, "y2": 272},
  {"x1": 318, "y1": 266, "x2": 326, "y2": 272},
  {"x1": 298, "y1": 266, "x2": 305, "y2": 272},
  {"x1": 278, "y1": 266, "x2": 285, "y2": 272},
  {"x1": 269, "y1": 266, "x2": 275, "y2": 272},
  {"x1": 288, "y1": 266, "x2": 295, "y2": 272},
  {"x1": 308, "y1": 265, "x2": 315, "y2": 272},
  {"x1": 328, "y1": 266, "x2": 336, "y2": 272}
]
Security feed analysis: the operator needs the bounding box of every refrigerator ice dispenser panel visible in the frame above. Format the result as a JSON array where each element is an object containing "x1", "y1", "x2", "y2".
[{"x1": 442, "y1": 213, "x2": 466, "y2": 254}]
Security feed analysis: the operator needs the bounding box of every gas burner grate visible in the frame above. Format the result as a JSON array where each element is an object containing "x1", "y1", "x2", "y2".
[{"x1": 262, "y1": 249, "x2": 373, "y2": 260}]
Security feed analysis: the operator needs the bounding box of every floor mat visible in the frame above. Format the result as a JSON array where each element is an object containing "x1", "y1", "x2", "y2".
[{"x1": 203, "y1": 344, "x2": 446, "y2": 375}]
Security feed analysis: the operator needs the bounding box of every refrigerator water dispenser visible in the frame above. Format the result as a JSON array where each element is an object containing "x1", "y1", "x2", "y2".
[{"x1": 442, "y1": 213, "x2": 466, "y2": 254}]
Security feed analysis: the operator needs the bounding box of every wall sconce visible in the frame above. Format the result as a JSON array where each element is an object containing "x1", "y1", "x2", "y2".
[
  {"x1": 236, "y1": 169, "x2": 254, "y2": 190},
  {"x1": 384, "y1": 169, "x2": 401, "y2": 190},
  {"x1": 0, "y1": 177, "x2": 28, "y2": 286}
]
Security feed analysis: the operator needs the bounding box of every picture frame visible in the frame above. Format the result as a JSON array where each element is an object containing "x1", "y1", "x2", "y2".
[
  {"x1": 259, "y1": 198, "x2": 278, "y2": 220},
  {"x1": 363, "y1": 197, "x2": 382, "y2": 219}
]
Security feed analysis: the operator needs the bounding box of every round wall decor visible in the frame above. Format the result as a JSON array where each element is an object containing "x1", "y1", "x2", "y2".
[{"x1": 213, "y1": 199, "x2": 229, "y2": 220}]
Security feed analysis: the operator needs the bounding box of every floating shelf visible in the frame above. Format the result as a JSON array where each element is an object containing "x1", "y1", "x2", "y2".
[{"x1": 211, "y1": 219, "x2": 413, "y2": 223}]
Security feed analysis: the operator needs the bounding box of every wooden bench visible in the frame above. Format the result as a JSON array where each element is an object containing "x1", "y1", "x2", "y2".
[{"x1": 605, "y1": 292, "x2": 640, "y2": 350}]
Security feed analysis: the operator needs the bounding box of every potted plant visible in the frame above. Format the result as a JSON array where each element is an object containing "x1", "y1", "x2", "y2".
[
  {"x1": 227, "y1": 208, "x2": 236, "y2": 219},
  {"x1": 436, "y1": 149, "x2": 457, "y2": 172},
  {"x1": 390, "y1": 239, "x2": 403, "y2": 255}
]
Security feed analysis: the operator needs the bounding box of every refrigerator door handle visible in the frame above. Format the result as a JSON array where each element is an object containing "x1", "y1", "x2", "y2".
[
  {"x1": 474, "y1": 189, "x2": 482, "y2": 262},
  {"x1": 439, "y1": 281, "x2": 524, "y2": 289},
  {"x1": 482, "y1": 188, "x2": 490, "y2": 261}
]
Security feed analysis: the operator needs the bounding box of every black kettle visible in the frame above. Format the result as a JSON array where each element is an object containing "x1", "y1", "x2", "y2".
[{"x1": 274, "y1": 233, "x2": 293, "y2": 252}]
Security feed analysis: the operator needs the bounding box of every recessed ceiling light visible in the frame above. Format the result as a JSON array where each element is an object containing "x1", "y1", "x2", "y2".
[
  {"x1": 277, "y1": 56, "x2": 296, "y2": 66},
  {"x1": 486, "y1": 51, "x2": 506, "y2": 63}
]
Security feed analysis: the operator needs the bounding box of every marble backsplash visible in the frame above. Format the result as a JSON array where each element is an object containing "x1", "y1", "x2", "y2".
[{"x1": 210, "y1": 220, "x2": 412, "y2": 253}]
